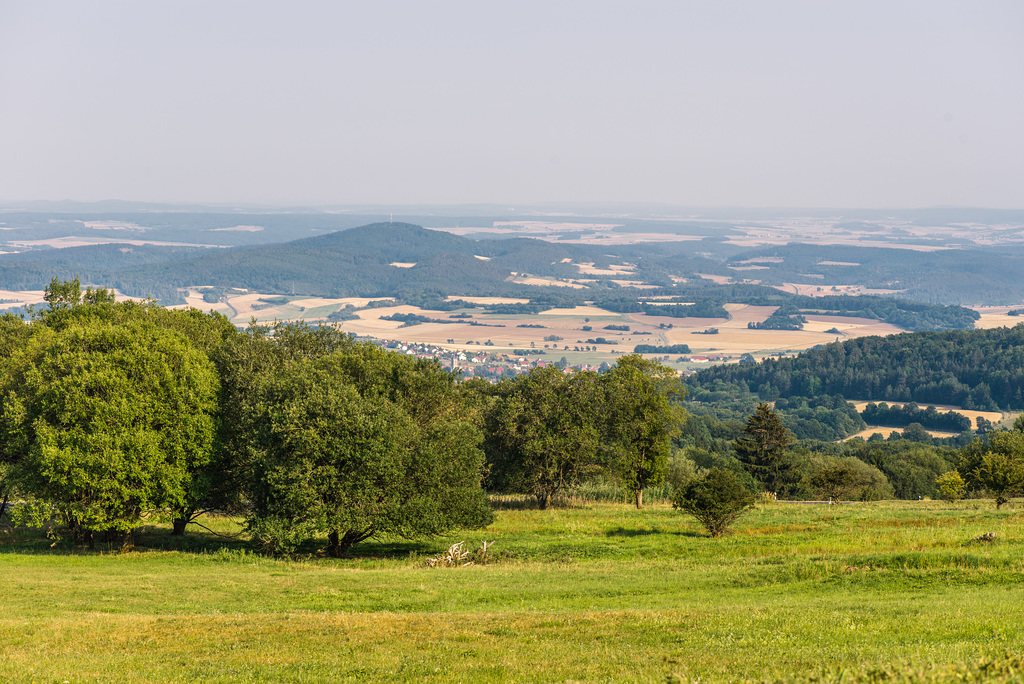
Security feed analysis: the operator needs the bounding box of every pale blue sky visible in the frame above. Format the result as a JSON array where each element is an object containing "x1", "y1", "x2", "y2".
[{"x1": 1, "y1": 1, "x2": 1021, "y2": 208}]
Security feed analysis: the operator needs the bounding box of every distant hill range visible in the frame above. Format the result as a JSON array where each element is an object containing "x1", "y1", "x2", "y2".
[{"x1": 0, "y1": 221, "x2": 1006, "y2": 332}]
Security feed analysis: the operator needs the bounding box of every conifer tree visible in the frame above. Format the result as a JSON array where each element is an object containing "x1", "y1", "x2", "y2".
[{"x1": 733, "y1": 403, "x2": 798, "y2": 496}]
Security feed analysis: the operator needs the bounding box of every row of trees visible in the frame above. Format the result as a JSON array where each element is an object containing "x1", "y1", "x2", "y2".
[
  {"x1": 0, "y1": 280, "x2": 686, "y2": 551},
  {"x1": 483, "y1": 357, "x2": 686, "y2": 509},
  {"x1": 0, "y1": 281, "x2": 493, "y2": 554},
  {"x1": 690, "y1": 400, "x2": 1024, "y2": 509}
]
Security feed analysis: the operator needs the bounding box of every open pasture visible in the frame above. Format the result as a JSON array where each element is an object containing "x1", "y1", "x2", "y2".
[{"x1": 1, "y1": 500, "x2": 1023, "y2": 682}]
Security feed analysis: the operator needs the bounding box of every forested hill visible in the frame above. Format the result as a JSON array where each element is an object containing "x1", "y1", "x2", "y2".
[
  {"x1": 693, "y1": 324, "x2": 1024, "y2": 410},
  {"x1": 0, "y1": 222, "x2": 988, "y2": 333}
]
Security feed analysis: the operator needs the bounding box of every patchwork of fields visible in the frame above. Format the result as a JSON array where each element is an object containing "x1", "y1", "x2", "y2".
[{"x1": 166, "y1": 291, "x2": 930, "y2": 367}]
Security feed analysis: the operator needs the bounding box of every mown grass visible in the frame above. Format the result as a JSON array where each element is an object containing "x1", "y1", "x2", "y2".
[{"x1": 1, "y1": 500, "x2": 1023, "y2": 682}]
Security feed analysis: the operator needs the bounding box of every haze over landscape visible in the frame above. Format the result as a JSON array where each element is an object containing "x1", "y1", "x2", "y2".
[
  {"x1": 4, "y1": 3, "x2": 1024, "y2": 683},
  {"x1": 2, "y1": 0, "x2": 1022, "y2": 208}
]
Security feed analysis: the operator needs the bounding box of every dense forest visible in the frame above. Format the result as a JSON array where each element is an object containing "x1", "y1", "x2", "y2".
[{"x1": 694, "y1": 325, "x2": 1024, "y2": 410}]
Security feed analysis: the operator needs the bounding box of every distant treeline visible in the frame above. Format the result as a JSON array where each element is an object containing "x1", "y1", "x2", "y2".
[
  {"x1": 695, "y1": 325, "x2": 1024, "y2": 410},
  {"x1": 634, "y1": 344, "x2": 691, "y2": 354},
  {"x1": 379, "y1": 312, "x2": 504, "y2": 328},
  {"x1": 861, "y1": 402, "x2": 972, "y2": 433}
]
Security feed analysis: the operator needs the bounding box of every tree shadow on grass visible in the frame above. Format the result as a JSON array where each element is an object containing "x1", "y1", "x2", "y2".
[
  {"x1": 606, "y1": 526, "x2": 661, "y2": 537},
  {"x1": 605, "y1": 526, "x2": 703, "y2": 538},
  {"x1": 0, "y1": 519, "x2": 449, "y2": 562}
]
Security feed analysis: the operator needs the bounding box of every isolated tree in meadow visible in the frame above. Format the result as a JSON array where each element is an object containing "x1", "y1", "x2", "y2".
[
  {"x1": 0, "y1": 318, "x2": 218, "y2": 546},
  {"x1": 673, "y1": 468, "x2": 755, "y2": 538},
  {"x1": 484, "y1": 366, "x2": 604, "y2": 509},
  {"x1": 733, "y1": 403, "x2": 798, "y2": 495},
  {"x1": 601, "y1": 354, "x2": 687, "y2": 508},
  {"x1": 935, "y1": 470, "x2": 966, "y2": 502},
  {"x1": 959, "y1": 431, "x2": 1024, "y2": 508}
]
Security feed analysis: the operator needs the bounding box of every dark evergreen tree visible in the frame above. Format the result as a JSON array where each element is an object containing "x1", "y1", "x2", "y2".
[{"x1": 733, "y1": 403, "x2": 799, "y2": 496}]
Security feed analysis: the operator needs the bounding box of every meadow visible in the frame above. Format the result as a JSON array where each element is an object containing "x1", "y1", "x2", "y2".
[{"x1": 2, "y1": 499, "x2": 1023, "y2": 682}]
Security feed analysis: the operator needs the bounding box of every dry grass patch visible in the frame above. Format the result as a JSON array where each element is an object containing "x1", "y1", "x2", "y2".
[
  {"x1": 845, "y1": 427, "x2": 962, "y2": 441},
  {"x1": 848, "y1": 401, "x2": 1003, "y2": 427}
]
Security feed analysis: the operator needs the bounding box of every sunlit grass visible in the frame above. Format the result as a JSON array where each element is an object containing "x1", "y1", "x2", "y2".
[{"x1": 1, "y1": 499, "x2": 1023, "y2": 682}]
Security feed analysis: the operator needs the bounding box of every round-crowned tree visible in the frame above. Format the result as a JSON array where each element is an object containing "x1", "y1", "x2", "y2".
[
  {"x1": 0, "y1": 318, "x2": 218, "y2": 545},
  {"x1": 238, "y1": 341, "x2": 493, "y2": 556},
  {"x1": 672, "y1": 468, "x2": 755, "y2": 538}
]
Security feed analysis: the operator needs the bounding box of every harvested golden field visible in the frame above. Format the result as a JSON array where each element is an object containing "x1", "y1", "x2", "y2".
[
  {"x1": 507, "y1": 275, "x2": 588, "y2": 288},
  {"x1": 848, "y1": 401, "x2": 1005, "y2": 427},
  {"x1": 772, "y1": 282, "x2": 903, "y2": 297},
  {"x1": 0, "y1": 289, "x2": 47, "y2": 306},
  {"x1": 970, "y1": 306, "x2": 1024, "y2": 330},
  {"x1": 844, "y1": 426, "x2": 962, "y2": 441},
  {"x1": 652, "y1": 304, "x2": 903, "y2": 356},
  {"x1": 574, "y1": 262, "x2": 635, "y2": 276},
  {"x1": 448, "y1": 296, "x2": 530, "y2": 305},
  {"x1": 1, "y1": 285, "x2": 940, "y2": 367}
]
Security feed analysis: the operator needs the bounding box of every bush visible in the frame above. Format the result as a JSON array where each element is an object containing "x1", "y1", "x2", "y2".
[
  {"x1": 672, "y1": 468, "x2": 755, "y2": 537},
  {"x1": 935, "y1": 470, "x2": 966, "y2": 502}
]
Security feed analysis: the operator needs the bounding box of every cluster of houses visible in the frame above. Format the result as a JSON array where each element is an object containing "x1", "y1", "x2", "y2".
[{"x1": 371, "y1": 338, "x2": 604, "y2": 380}]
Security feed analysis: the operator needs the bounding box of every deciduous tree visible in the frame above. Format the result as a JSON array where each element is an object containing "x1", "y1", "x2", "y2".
[
  {"x1": 484, "y1": 366, "x2": 603, "y2": 509},
  {"x1": 240, "y1": 341, "x2": 492, "y2": 556},
  {"x1": 601, "y1": 354, "x2": 686, "y2": 508},
  {"x1": 0, "y1": 318, "x2": 218, "y2": 546}
]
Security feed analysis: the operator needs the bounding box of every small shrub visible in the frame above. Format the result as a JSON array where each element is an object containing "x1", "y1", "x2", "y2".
[
  {"x1": 672, "y1": 468, "x2": 754, "y2": 538},
  {"x1": 935, "y1": 470, "x2": 966, "y2": 502}
]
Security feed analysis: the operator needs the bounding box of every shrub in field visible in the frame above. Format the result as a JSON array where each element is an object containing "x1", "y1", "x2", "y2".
[
  {"x1": 672, "y1": 468, "x2": 754, "y2": 537},
  {"x1": 935, "y1": 470, "x2": 966, "y2": 502},
  {"x1": 958, "y1": 431, "x2": 1024, "y2": 508}
]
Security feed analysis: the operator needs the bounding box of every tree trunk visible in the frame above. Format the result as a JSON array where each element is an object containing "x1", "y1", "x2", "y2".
[
  {"x1": 536, "y1": 492, "x2": 551, "y2": 510},
  {"x1": 634, "y1": 488, "x2": 644, "y2": 509},
  {"x1": 328, "y1": 531, "x2": 341, "y2": 557},
  {"x1": 171, "y1": 517, "x2": 189, "y2": 536},
  {"x1": 69, "y1": 518, "x2": 94, "y2": 548},
  {"x1": 327, "y1": 529, "x2": 373, "y2": 557}
]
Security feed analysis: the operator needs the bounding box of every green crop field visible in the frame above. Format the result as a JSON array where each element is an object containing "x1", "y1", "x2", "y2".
[{"x1": 2, "y1": 500, "x2": 1023, "y2": 683}]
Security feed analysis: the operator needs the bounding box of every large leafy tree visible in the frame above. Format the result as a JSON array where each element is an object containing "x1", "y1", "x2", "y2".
[
  {"x1": 28, "y1": 284, "x2": 240, "y2": 536},
  {"x1": 484, "y1": 366, "x2": 604, "y2": 509},
  {"x1": 214, "y1": 321, "x2": 357, "y2": 523},
  {"x1": 239, "y1": 340, "x2": 492, "y2": 556},
  {"x1": 0, "y1": 318, "x2": 218, "y2": 546},
  {"x1": 601, "y1": 354, "x2": 687, "y2": 508},
  {"x1": 958, "y1": 431, "x2": 1024, "y2": 508},
  {"x1": 733, "y1": 402, "x2": 799, "y2": 496}
]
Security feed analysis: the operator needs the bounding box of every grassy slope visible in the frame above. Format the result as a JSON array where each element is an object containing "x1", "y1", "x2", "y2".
[{"x1": 2, "y1": 501, "x2": 1023, "y2": 682}]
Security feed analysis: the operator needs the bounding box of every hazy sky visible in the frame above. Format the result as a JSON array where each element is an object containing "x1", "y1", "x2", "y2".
[{"x1": 2, "y1": 1, "x2": 1022, "y2": 208}]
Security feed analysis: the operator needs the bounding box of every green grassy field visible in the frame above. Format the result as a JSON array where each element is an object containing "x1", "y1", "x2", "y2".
[{"x1": 2, "y1": 500, "x2": 1023, "y2": 682}]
